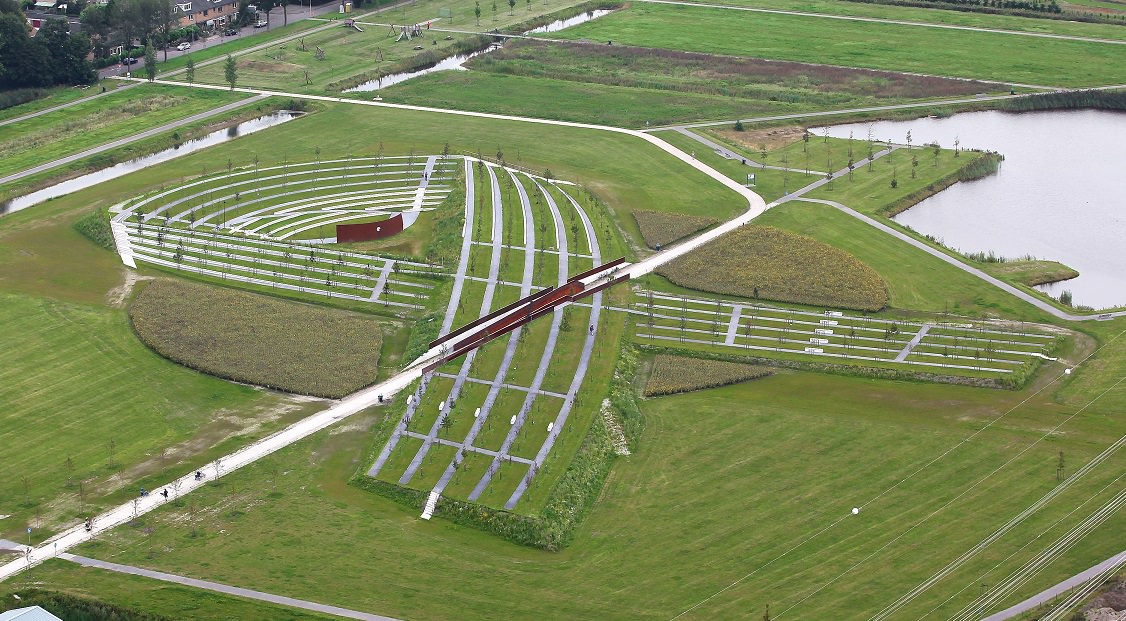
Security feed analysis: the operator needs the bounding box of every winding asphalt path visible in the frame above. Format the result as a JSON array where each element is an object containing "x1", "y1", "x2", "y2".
[
  {"x1": 793, "y1": 198, "x2": 1126, "y2": 321},
  {"x1": 0, "y1": 94, "x2": 268, "y2": 187}
]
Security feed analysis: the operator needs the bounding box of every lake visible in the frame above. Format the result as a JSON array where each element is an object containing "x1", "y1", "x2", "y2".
[{"x1": 818, "y1": 109, "x2": 1126, "y2": 310}]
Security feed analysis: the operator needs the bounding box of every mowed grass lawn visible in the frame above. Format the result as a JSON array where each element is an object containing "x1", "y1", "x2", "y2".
[
  {"x1": 670, "y1": 0, "x2": 1126, "y2": 41},
  {"x1": 549, "y1": 4, "x2": 1126, "y2": 87},
  {"x1": 14, "y1": 354, "x2": 1126, "y2": 620},
  {"x1": 0, "y1": 202, "x2": 316, "y2": 543},
  {"x1": 0, "y1": 84, "x2": 248, "y2": 179}
]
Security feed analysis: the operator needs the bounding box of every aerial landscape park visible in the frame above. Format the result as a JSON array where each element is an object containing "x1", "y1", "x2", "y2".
[{"x1": 1, "y1": 0, "x2": 1125, "y2": 617}]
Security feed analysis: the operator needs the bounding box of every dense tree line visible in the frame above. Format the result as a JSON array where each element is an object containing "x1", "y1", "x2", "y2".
[{"x1": 0, "y1": 7, "x2": 95, "y2": 88}]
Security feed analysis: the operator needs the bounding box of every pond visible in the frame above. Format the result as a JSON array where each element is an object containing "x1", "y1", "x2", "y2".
[
  {"x1": 818, "y1": 109, "x2": 1126, "y2": 310},
  {"x1": 2, "y1": 111, "x2": 302, "y2": 216}
]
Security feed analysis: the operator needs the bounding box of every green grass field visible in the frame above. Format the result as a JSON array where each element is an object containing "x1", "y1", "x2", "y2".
[
  {"x1": 0, "y1": 81, "x2": 125, "y2": 123},
  {"x1": 549, "y1": 3, "x2": 1126, "y2": 87},
  {"x1": 669, "y1": 0, "x2": 1126, "y2": 40},
  {"x1": 381, "y1": 38, "x2": 1005, "y2": 127},
  {"x1": 8, "y1": 340, "x2": 1125, "y2": 619},
  {"x1": 0, "y1": 85, "x2": 248, "y2": 179}
]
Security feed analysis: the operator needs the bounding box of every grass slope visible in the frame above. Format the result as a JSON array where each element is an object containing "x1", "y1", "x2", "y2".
[
  {"x1": 130, "y1": 279, "x2": 383, "y2": 398},
  {"x1": 549, "y1": 3, "x2": 1126, "y2": 87},
  {"x1": 657, "y1": 225, "x2": 890, "y2": 311}
]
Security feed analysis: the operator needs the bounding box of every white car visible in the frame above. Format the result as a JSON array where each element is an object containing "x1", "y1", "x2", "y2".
[{"x1": 176, "y1": 42, "x2": 191, "y2": 51}]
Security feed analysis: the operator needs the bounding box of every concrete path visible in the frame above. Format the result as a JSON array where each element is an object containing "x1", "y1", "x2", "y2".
[
  {"x1": 457, "y1": 169, "x2": 540, "y2": 500},
  {"x1": 465, "y1": 174, "x2": 571, "y2": 502},
  {"x1": 60, "y1": 553, "x2": 403, "y2": 621},
  {"x1": 398, "y1": 163, "x2": 516, "y2": 486},
  {"x1": 894, "y1": 324, "x2": 932, "y2": 362},
  {"x1": 0, "y1": 83, "x2": 140, "y2": 128},
  {"x1": 633, "y1": 0, "x2": 1126, "y2": 45},
  {"x1": 980, "y1": 548, "x2": 1126, "y2": 621},
  {"x1": 368, "y1": 159, "x2": 478, "y2": 478},
  {"x1": 504, "y1": 186, "x2": 606, "y2": 508},
  {"x1": 0, "y1": 95, "x2": 268, "y2": 187},
  {"x1": 793, "y1": 198, "x2": 1126, "y2": 321}
]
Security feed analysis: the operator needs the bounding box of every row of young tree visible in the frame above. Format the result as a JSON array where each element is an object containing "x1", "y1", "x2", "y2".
[{"x1": 0, "y1": 4, "x2": 95, "y2": 88}]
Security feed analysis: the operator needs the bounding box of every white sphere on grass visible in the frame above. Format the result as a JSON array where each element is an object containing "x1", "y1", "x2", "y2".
[{"x1": 852, "y1": 507, "x2": 860, "y2": 515}]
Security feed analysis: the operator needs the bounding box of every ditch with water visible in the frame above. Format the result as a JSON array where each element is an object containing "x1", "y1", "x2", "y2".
[
  {"x1": 2, "y1": 111, "x2": 301, "y2": 216},
  {"x1": 344, "y1": 9, "x2": 615, "y2": 92}
]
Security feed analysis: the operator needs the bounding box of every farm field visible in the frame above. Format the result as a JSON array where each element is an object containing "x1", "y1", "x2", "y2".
[
  {"x1": 0, "y1": 85, "x2": 249, "y2": 179},
  {"x1": 7, "y1": 343, "x2": 1126, "y2": 620},
  {"x1": 662, "y1": 0, "x2": 1126, "y2": 40},
  {"x1": 548, "y1": 3, "x2": 1126, "y2": 87},
  {"x1": 643, "y1": 353, "x2": 772, "y2": 395},
  {"x1": 381, "y1": 39, "x2": 1005, "y2": 127},
  {"x1": 130, "y1": 279, "x2": 387, "y2": 398},
  {"x1": 656, "y1": 225, "x2": 890, "y2": 311}
]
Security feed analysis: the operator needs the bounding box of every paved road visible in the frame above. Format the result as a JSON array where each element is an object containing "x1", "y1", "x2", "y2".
[
  {"x1": 60, "y1": 553, "x2": 403, "y2": 621},
  {"x1": 792, "y1": 198, "x2": 1126, "y2": 321},
  {"x1": 0, "y1": 83, "x2": 140, "y2": 128},
  {"x1": 633, "y1": 0, "x2": 1126, "y2": 45},
  {"x1": 0, "y1": 94, "x2": 268, "y2": 187},
  {"x1": 981, "y1": 548, "x2": 1126, "y2": 621}
]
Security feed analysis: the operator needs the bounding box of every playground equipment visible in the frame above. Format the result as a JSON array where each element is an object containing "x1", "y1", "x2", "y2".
[
  {"x1": 391, "y1": 23, "x2": 426, "y2": 41},
  {"x1": 344, "y1": 18, "x2": 363, "y2": 32}
]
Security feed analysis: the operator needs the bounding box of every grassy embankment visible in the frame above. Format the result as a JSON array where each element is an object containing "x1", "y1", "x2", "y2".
[
  {"x1": 0, "y1": 96, "x2": 301, "y2": 206},
  {"x1": 383, "y1": 38, "x2": 1005, "y2": 127},
  {"x1": 548, "y1": 3, "x2": 1126, "y2": 87},
  {"x1": 130, "y1": 279, "x2": 385, "y2": 398},
  {"x1": 0, "y1": 85, "x2": 249, "y2": 180}
]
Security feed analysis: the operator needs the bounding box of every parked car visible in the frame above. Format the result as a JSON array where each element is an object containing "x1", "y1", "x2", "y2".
[
  {"x1": 224, "y1": 28, "x2": 238, "y2": 36},
  {"x1": 253, "y1": 19, "x2": 267, "y2": 28},
  {"x1": 176, "y1": 42, "x2": 191, "y2": 51},
  {"x1": 122, "y1": 57, "x2": 138, "y2": 65}
]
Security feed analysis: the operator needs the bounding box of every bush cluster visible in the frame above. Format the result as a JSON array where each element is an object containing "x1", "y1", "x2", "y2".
[
  {"x1": 644, "y1": 354, "x2": 772, "y2": 396},
  {"x1": 73, "y1": 206, "x2": 114, "y2": 250},
  {"x1": 657, "y1": 225, "x2": 889, "y2": 311}
]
